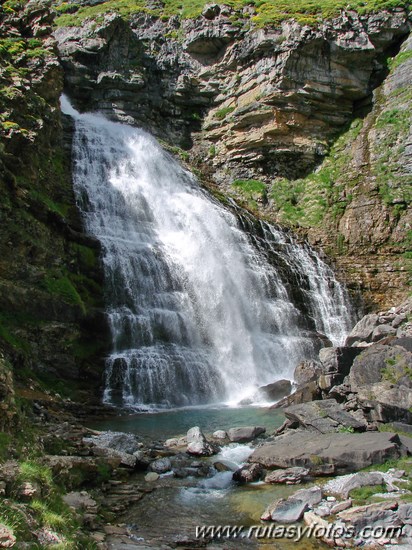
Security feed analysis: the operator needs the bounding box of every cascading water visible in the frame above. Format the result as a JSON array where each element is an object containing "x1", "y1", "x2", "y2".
[{"x1": 61, "y1": 95, "x2": 353, "y2": 409}]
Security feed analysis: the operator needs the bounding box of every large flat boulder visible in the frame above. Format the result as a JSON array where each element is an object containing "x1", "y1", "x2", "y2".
[
  {"x1": 284, "y1": 399, "x2": 365, "y2": 433},
  {"x1": 249, "y1": 432, "x2": 409, "y2": 475}
]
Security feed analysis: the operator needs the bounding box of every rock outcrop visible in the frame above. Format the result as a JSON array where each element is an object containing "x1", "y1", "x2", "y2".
[
  {"x1": 54, "y1": 5, "x2": 412, "y2": 308},
  {"x1": 0, "y1": 2, "x2": 109, "y2": 401}
]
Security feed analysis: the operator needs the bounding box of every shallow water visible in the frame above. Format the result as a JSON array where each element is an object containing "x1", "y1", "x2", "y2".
[
  {"x1": 90, "y1": 407, "x2": 327, "y2": 549},
  {"x1": 88, "y1": 405, "x2": 285, "y2": 441}
]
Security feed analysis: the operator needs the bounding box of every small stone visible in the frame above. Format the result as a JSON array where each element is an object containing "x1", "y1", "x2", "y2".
[
  {"x1": 149, "y1": 457, "x2": 172, "y2": 474},
  {"x1": 233, "y1": 463, "x2": 263, "y2": 483},
  {"x1": 145, "y1": 472, "x2": 159, "y2": 482}
]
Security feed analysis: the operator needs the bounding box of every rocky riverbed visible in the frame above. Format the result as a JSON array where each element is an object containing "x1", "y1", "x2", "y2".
[{"x1": 1, "y1": 298, "x2": 412, "y2": 548}]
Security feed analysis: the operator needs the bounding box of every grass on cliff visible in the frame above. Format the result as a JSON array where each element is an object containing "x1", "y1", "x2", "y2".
[{"x1": 53, "y1": 0, "x2": 412, "y2": 27}]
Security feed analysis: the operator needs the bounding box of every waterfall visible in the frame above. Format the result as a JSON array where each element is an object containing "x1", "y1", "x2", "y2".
[{"x1": 61, "y1": 95, "x2": 353, "y2": 410}]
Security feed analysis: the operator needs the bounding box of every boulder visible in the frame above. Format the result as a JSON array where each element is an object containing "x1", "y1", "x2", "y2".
[
  {"x1": 318, "y1": 346, "x2": 363, "y2": 392},
  {"x1": 227, "y1": 426, "x2": 265, "y2": 443},
  {"x1": 213, "y1": 460, "x2": 237, "y2": 472},
  {"x1": 258, "y1": 379, "x2": 292, "y2": 401},
  {"x1": 261, "y1": 497, "x2": 308, "y2": 523},
  {"x1": 357, "y1": 383, "x2": 412, "y2": 424},
  {"x1": 149, "y1": 457, "x2": 172, "y2": 474},
  {"x1": 349, "y1": 345, "x2": 412, "y2": 389},
  {"x1": 202, "y1": 4, "x2": 221, "y2": 19},
  {"x1": 294, "y1": 360, "x2": 322, "y2": 386},
  {"x1": 212, "y1": 430, "x2": 227, "y2": 440},
  {"x1": 337, "y1": 500, "x2": 400, "y2": 532},
  {"x1": 271, "y1": 381, "x2": 321, "y2": 408},
  {"x1": 264, "y1": 466, "x2": 309, "y2": 485},
  {"x1": 63, "y1": 491, "x2": 97, "y2": 512},
  {"x1": 292, "y1": 486, "x2": 323, "y2": 507},
  {"x1": 325, "y1": 471, "x2": 386, "y2": 498},
  {"x1": 391, "y1": 337, "x2": 412, "y2": 353},
  {"x1": 345, "y1": 314, "x2": 379, "y2": 346},
  {"x1": 186, "y1": 426, "x2": 217, "y2": 456},
  {"x1": 284, "y1": 399, "x2": 366, "y2": 434},
  {"x1": 164, "y1": 437, "x2": 187, "y2": 448},
  {"x1": 372, "y1": 324, "x2": 396, "y2": 342},
  {"x1": 105, "y1": 433, "x2": 141, "y2": 455},
  {"x1": 249, "y1": 431, "x2": 408, "y2": 475},
  {"x1": 233, "y1": 463, "x2": 263, "y2": 483},
  {"x1": 16, "y1": 481, "x2": 41, "y2": 501}
]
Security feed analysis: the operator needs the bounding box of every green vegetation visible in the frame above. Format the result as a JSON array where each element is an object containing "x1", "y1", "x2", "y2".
[
  {"x1": 269, "y1": 118, "x2": 363, "y2": 227},
  {"x1": 43, "y1": 271, "x2": 86, "y2": 313},
  {"x1": 349, "y1": 484, "x2": 387, "y2": 504},
  {"x1": 337, "y1": 426, "x2": 355, "y2": 433},
  {"x1": 231, "y1": 178, "x2": 267, "y2": 210},
  {"x1": 18, "y1": 461, "x2": 54, "y2": 489},
  {"x1": 53, "y1": 0, "x2": 412, "y2": 28},
  {"x1": 388, "y1": 49, "x2": 412, "y2": 70},
  {"x1": 215, "y1": 106, "x2": 235, "y2": 120},
  {"x1": 0, "y1": 456, "x2": 98, "y2": 547}
]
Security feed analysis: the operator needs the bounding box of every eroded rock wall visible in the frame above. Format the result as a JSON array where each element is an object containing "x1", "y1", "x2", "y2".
[
  {"x1": 0, "y1": 2, "x2": 109, "y2": 402},
  {"x1": 55, "y1": 5, "x2": 411, "y2": 309}
]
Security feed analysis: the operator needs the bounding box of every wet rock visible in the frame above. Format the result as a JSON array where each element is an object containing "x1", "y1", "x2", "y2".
[
  {"x1": 149, "y1": 457, "x2": 172, "y2": 474},
  {"x1": 261, "y1": 497, "x2": 309, "y2": 523},
  {"x1": 233, "y1": 463, "x2": 263, "y2": 483},
  {"x1": 258, "y1": 379, "x2": 292, "y2": 401},
  {"x1": 272, "y1": 381, "x2": 321, "y2": 408},
  {"x1": 292, "y1": 486, "x2": 323, "y2": 507},
  {"x1": 213, "y1": 460, "x2": 237, "y2": 472},
  {"x1": 173, "y1": 467, "x2": 200, "y2": 478},
  {"x1": 186, "y1": 426, "x2": 218, "y2": 456},
  {"x1": 284, "y1": 399, "x2": 366, "y2": 433},
  {"x1": 164, "y1": 436, "x2": 187, "y2": 448},
  {"x1": 144, "y1": 472, "x2": 159, "y2": 482},
  {"x1": 227, "y1": 426, "x2": 266, "y2": 443},
  {"x1": 264, "y1": 466, "x2": 309, "y2": 485},
  {"x1": 303, "y1": 512, "x2": 335, "y2": 546},
  {"x1": 249, "y1": 431, "x2": 408, "y2": 475}
]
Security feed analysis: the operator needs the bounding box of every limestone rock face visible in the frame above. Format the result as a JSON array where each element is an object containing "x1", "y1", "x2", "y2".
[{"x1": 54, "y1": 7, "x2": 412, "y2": 308}]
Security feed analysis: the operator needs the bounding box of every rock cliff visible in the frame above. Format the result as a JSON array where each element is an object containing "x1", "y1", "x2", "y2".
[
  {"x1": 55, "y1": 3, "x2": 411, "y2": 309},
  {"x1": 0, "y1": 1, "x2": 109, "y2": 409}
]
